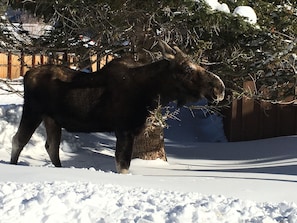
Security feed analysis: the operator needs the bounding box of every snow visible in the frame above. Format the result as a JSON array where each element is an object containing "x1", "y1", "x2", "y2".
[
  {"x1": 202, "y1": 0, "x2": 230, "y2": 13},
  {"x1": 196, "y1": 0, "x2": 258, "y2": 24},
  {"x1": 21, "y1": 23, "x2": 53, "y2": 38},
  {"x1": 233, "y1": 6, "x2": 258, "y2": 24},
  {"x1": 1, "y1": 80, "x2": 297, "y2": 222}
]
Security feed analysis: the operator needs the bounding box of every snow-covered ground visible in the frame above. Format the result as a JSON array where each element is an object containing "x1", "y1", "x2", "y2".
[{"x1": 1, "y1": 79, "x2": 297, "y2": 223}]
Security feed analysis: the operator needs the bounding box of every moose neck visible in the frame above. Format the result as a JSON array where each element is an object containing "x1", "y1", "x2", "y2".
[{"x1": 131, "y1": 59, "x2": 180, "y2": 108}]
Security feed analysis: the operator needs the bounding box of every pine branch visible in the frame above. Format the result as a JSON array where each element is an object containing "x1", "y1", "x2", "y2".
[{"x1": 0, "y1": 79, "x2": 24, "y2": 98}]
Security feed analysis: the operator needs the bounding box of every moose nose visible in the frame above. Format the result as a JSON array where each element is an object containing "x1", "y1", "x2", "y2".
[
  {"x1": 215, "y1": 88, "x2": 225, "y2": 101},
  {"x1": 206, "y1": 70, "x2": 225, "y2": 102},
  {"x1": 216, "y1": 77, "x2": 225, "y2": 101},
  {"x1": 212, "y1": 84, "x2": 225, "y2": 103}
]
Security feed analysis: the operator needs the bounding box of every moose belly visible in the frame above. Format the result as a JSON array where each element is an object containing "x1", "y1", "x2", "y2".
[
  {"x1": 51, "y1": 113, "x2": 140, "y2": 133},
  {"x1": 49, "y1": 113, "x2": 114, "y2": 133}
]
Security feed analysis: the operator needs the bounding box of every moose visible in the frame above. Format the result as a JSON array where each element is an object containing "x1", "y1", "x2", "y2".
[{"x1": 11, "y1": 41, "x2": 225, "y2": 173}]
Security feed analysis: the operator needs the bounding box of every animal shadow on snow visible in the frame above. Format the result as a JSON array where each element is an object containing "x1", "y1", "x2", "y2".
[
  {"x1": 61, "y1": 130, "x2": 297, "y2": 176},
  {"x1": 60, "y1": 131, "x2": 117, "y2": 172},
  {"x1": 6, "y1": 128, "x2": 297, "y2": 176}
]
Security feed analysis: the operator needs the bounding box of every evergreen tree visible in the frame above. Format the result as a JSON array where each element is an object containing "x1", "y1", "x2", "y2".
[{"x1": 7, "y1": 0, "x2": 296, "y2": 101}]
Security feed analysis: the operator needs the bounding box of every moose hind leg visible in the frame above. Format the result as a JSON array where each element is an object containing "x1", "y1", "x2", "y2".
[
  {"x1": 43, "y1": 116, "x2": 62, "y2": 167},
  {"x1": 11, "y1": 114, "x2": 42, "y2": 165},
  {"x1": 115, "y1": 131, "x2": 134, "y2": 174}
]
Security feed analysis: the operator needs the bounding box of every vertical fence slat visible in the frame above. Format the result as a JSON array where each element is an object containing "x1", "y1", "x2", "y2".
[
  {"x1": 35, "y1": 54, "x2": 42, "y2": 66},
  {"x1": 91, "y1": 54, "x2": 97, "y2": 72},
  {"x1": 260, "y1": 101, "x2": 277, "y2": 139},
  {"x1": 222, "y1": 98, "x2": 242, "y2": 141},
  {"x1": 278, "y1": 102, "x2": 296, "y2": 136},
  {"x1": 0, "y1": 53, "x2": 8, "y2": 78},
  {"x1": 24, "y1": 55, "x2": 33, "y2": 74},
  {"x1": 241, "y1": 81, "x2": 260, "y2": 141},
  {"x1": 11, "y1": 53, "x2": 21, "y2": 79},
  {"x1": 242, "y1": 97, "x2": 259, "y2": 140},
  {"x1": 231, "y1": 99, "x2": 242, "y2": 141}
]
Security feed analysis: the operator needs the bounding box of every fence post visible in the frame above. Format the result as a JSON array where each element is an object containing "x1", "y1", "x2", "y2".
[
  {"x1": 97, "y1": 53, "x2": 100, "y2": 71},
  {"x1": 32, "y1": 54, "x2": 36, "y2": 67},
  {"x1": 40, "y1": 54, "x2": 45, "y2": 65},
  {"x1": 20, "y1": 51, "x2": 24, "y2": 76},
  {"x1": 7, "y1": 52, "x2": 12, "y2": 79}
]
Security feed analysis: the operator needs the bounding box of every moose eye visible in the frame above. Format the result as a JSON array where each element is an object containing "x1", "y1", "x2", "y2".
[
  {"x1": 182, "y1": 64, "x2": 195, "y2": 77},
  {"x1": 186, "y1": 66, "x2": 194, "y2": 74}
]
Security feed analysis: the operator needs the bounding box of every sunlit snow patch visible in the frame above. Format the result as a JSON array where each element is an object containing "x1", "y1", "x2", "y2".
[{"x1": 233, "y1": 6, "x2": 257, "y2": 24}]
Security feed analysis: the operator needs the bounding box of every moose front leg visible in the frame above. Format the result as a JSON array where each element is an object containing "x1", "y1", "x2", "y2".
[{"x1": 115, "y1": 131, "x2": 134, "y2": 174}]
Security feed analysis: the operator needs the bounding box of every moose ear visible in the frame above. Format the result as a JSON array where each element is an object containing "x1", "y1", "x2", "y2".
[{"x1": 159, "y1": 40, "x2": 176, "y2": 60}]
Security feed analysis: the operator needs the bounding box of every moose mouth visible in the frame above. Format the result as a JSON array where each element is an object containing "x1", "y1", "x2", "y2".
[
  {"x1": 213, "y1": 90, "x2": 225, "y2": 103},
  {"x1": 204, "y1": 89, "x2": 225, "y2": 104}
]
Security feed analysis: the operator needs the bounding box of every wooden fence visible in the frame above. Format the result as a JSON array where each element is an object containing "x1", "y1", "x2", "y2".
[
  {"x1": 0, "y1": 52, "x2": 113, "y2": 79},
  {"x1": 0, "y1": 52, "x2": 67, "y2": 79},
  {"x1": 222, "y1": 81, "x2": 297, "y2": 141},
  {"x1": 223, "y1": 98, "x2": 297, "y2": 141}
]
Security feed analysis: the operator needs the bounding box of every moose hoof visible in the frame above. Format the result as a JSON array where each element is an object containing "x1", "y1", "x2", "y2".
[
  {"x1": 116, "y1": 164, "x2": 130, "y2": 174},
  {"x1": 119, "y1": 168, "x2": 130, "y2": 174}
]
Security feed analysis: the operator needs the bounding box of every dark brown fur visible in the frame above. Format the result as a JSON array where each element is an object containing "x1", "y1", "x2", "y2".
[{"x1": 11, "y1": 42, "x2": 225, "y2": 173}]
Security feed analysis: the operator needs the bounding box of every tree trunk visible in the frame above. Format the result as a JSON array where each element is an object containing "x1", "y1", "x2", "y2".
[{"x1": 132, "y1": 123, "x2": 167, "y2": 161}]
